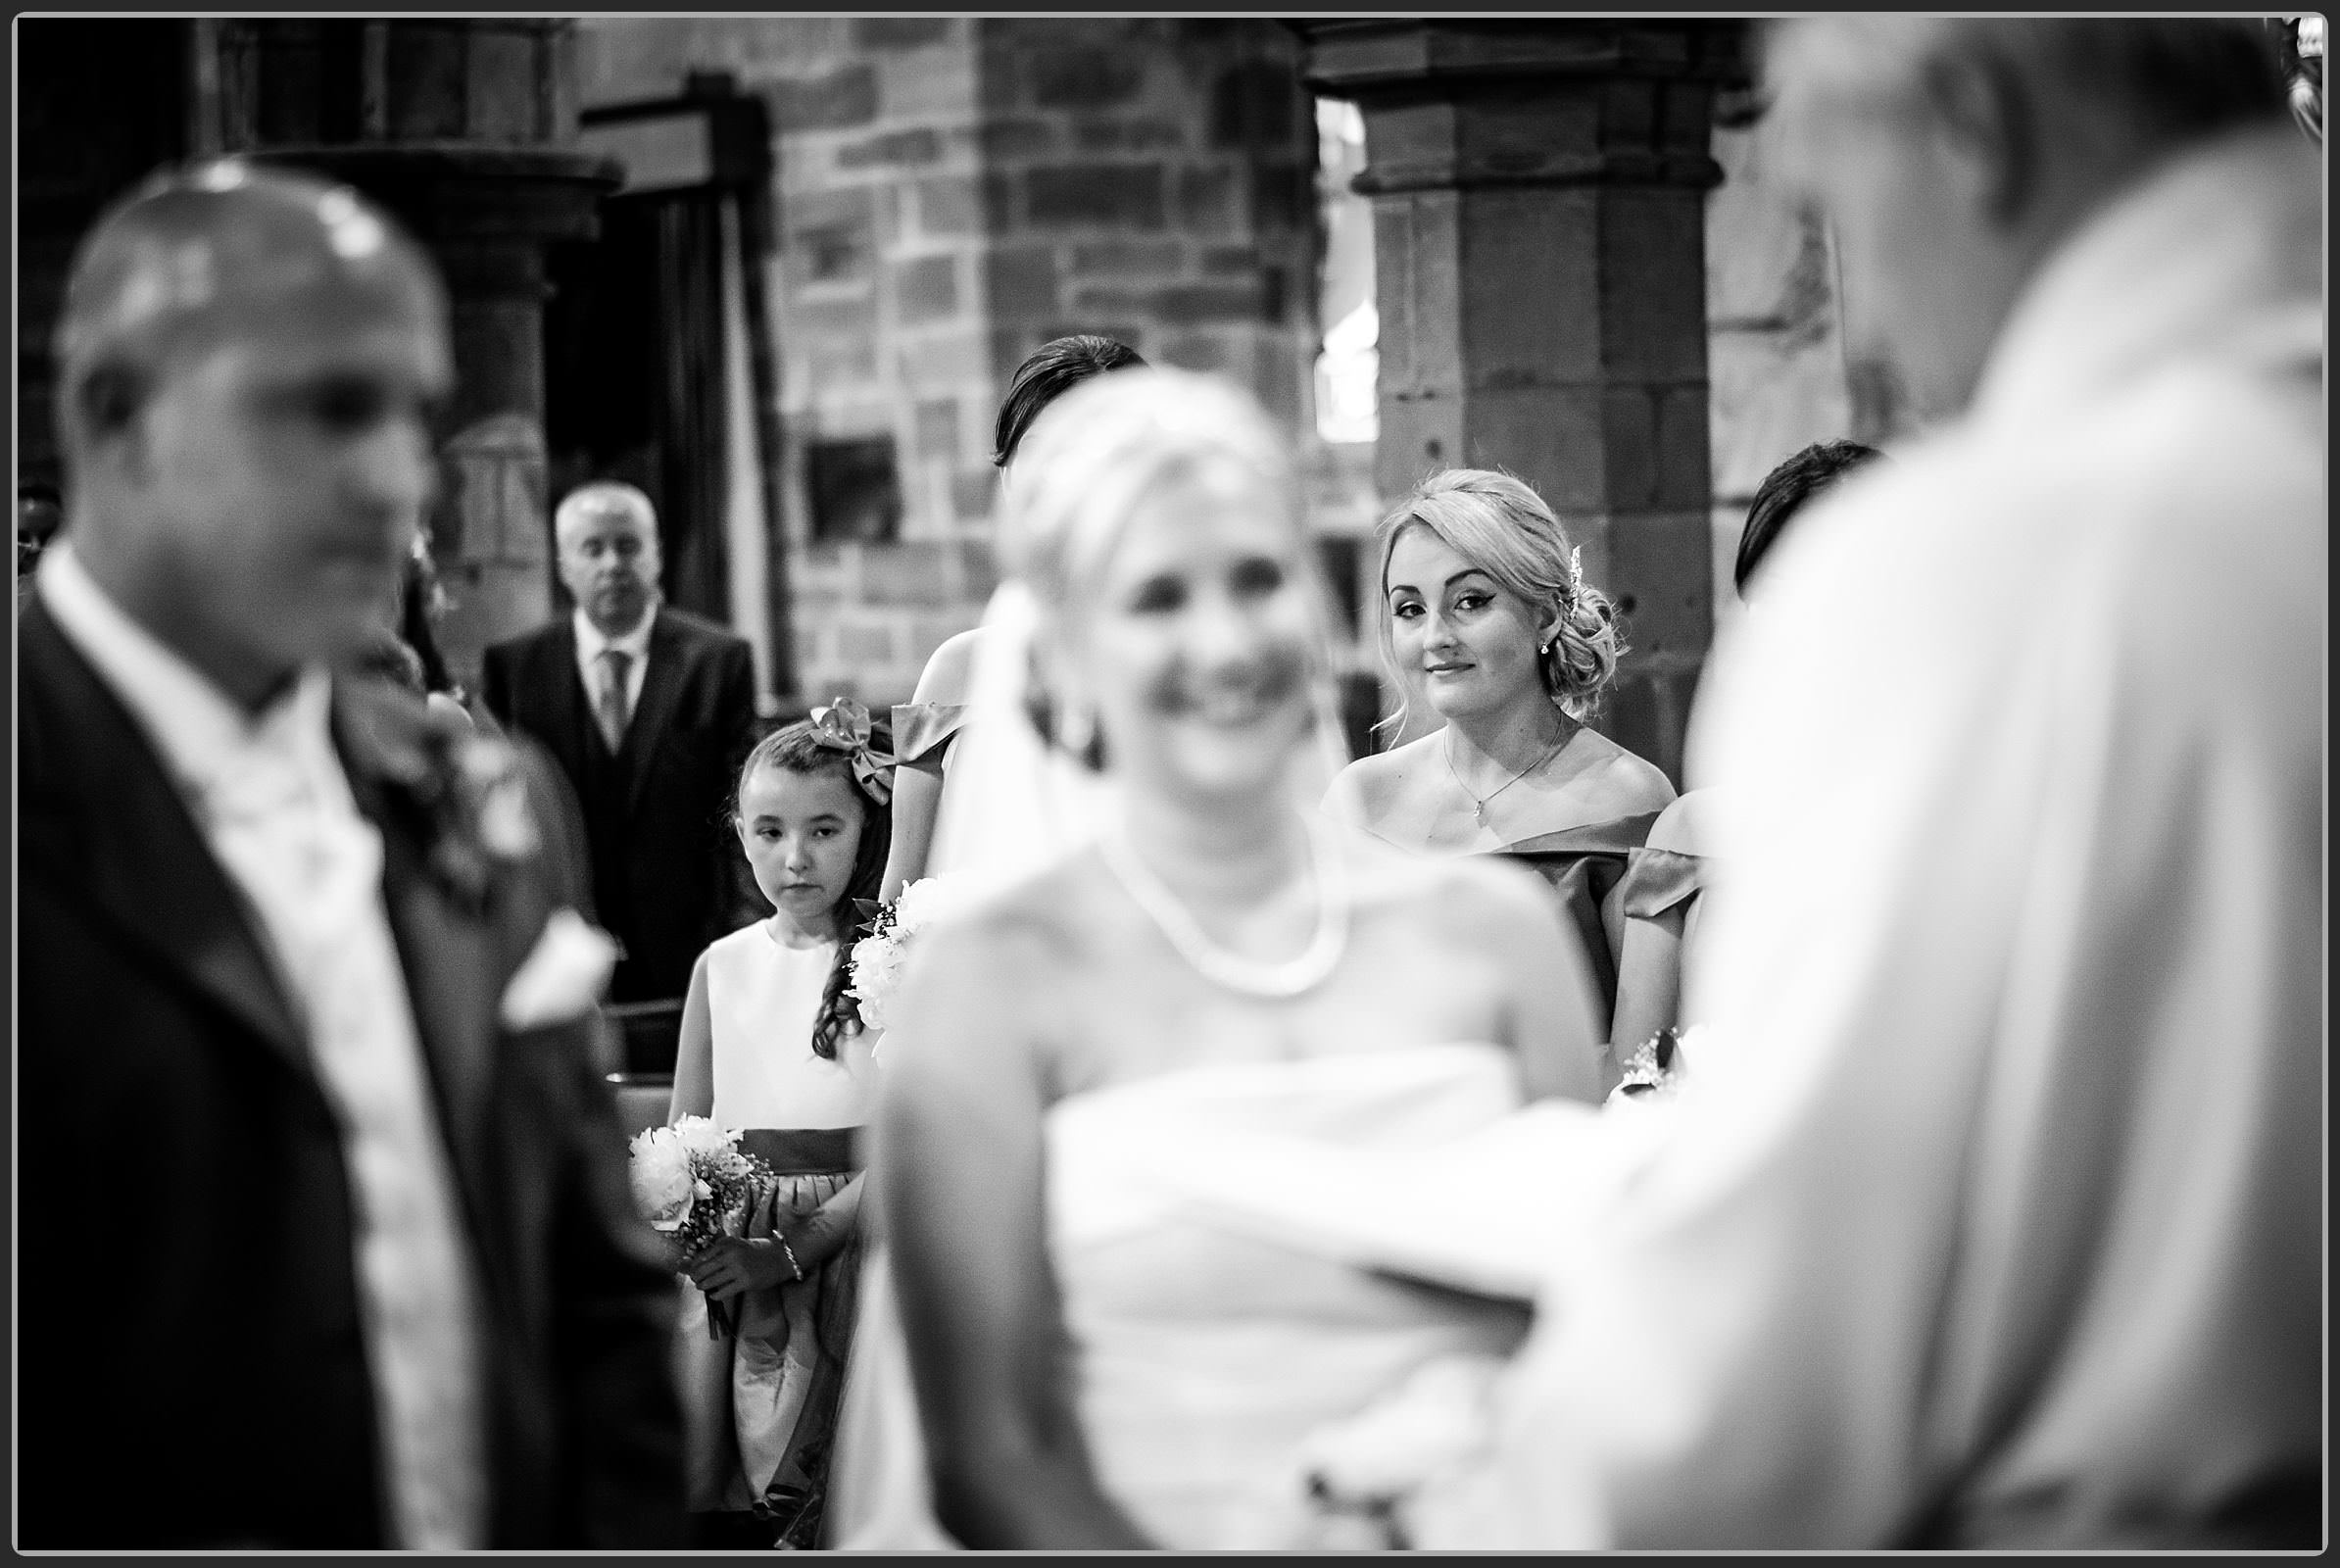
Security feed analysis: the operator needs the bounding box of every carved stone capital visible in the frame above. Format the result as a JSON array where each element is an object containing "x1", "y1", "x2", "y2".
[{"x1": 1291, "y1": 22, "x2": 1745, "y2": 195}]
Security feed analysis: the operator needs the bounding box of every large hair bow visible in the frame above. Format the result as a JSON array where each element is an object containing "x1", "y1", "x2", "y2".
[{"x1": 807, "y1": 696, "x2": 897, "y2": 806}]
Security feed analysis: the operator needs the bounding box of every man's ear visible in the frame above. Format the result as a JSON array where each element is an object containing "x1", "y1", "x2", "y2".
[
  {"x1": 72, "y1": 365, "x2": 149, "y2": 469},
  {"x1": 69, "y1": 365, "x2": 155, "y2": 487},
  {"x1": 1919, "y1": 46, "x2": 2036, "y2": 227}
]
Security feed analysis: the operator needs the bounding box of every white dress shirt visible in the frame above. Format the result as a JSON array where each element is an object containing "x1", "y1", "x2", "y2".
[
  {"x1": 572, "y1": 602, "x2": 655, "y2": 741},
  {"x1": 1487, "y1": 127, "x2": 2323, "y2": 1548},
  {"x1": 39, "y1": 546, "x2": 490, "y2": 1550}
]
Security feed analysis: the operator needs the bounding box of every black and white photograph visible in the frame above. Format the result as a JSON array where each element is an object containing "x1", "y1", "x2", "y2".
[{"x1": 11, "y1": 12, "x2": 2325, "y2": 1552}]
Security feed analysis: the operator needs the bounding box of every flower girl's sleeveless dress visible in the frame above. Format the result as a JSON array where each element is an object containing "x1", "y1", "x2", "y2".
[{"x1": 681, "y1": 921, "x2": 878, "y2": 1544}]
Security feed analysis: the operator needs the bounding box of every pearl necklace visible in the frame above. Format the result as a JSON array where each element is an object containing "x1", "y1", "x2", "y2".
[{"x1": 1096, "y1": 810, "x2": 1350, "y2": 999}]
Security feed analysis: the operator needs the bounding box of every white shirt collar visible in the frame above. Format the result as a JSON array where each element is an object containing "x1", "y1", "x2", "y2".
[
  {"x1": 37, "y1": 542, "x2": 343, "y2": 806},
  {"x1": 572, "y1": 601, "x2": 658, "y2": 664}
]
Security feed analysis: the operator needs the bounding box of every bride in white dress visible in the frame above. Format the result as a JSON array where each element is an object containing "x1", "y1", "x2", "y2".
[{"x1": 834, "y1": 368, "x2": 1613, "y2": 1549}]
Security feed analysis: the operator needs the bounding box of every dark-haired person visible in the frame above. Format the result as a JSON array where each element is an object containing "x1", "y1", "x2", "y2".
[
  {"x1": 1731, "y1": 439, "x2": 1885, "y2": 597},
  {"x1": 395, "y1": 530, "x2": 491, "y2": 730},
  {"x1": 18, "y1": 479, "x2": 65, "y2": 614},
  {"x1": 1605, "y1": 438, "x2": 1886, "y2": 1073},
  {"x1": 19, "y1": 478, "x2": 63, "y2": 569},
  {"x1": 879, "y1": 334, "x2": 1146, "y2": 897},
  {"x1": 666, "y1": 707, "x2": 895, "y2": 1547}
]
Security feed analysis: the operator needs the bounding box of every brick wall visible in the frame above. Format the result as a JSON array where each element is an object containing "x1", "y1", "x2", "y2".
[
  {"x1": 970, "y1": 20, "x2": 1318, "y2": 429},
  {"x1": 577, "y1": 18, "x2": 1321, "y2": 708}
]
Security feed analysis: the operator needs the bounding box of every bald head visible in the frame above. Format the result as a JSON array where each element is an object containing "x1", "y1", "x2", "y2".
[
  {"x1": 58, "y1": 160, "x2": 446, "y2": 457},
  {"x1": 1765, "y1": 18, "x2": 2290, "y2": 420},
  {"x1": 1768, "y1": 19, "x2": 2286, "y2": 162},
  {"x1": 555, "y1": 481, "x2": 658, "y2": 545},
  {"x1": 54, "y1": 160, "x2": 454, "y2": 710},
  {"x1": 555, "y1": 482, "x2": 663, "y2": 637}
]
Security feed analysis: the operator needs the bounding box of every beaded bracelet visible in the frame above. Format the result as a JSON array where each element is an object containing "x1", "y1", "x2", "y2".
[{"x1": 779, "y1": 1238, "x2": 806, "y2": 1284}]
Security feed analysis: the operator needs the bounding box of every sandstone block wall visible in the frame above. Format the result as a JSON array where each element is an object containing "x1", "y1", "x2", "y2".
[
  {"x1": 575, "y1": 20, "x2": 1857, "y2": 759},
  {"x1": 579, "y1": 18, "x2": 1321, "y2": 708},
  {"x1": 1702, "y1": 102, "x2": 1856, "y2": 640}
]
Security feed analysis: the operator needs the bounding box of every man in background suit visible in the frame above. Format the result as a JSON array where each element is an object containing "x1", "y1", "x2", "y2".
[
  {"x1": 17, "y1": 164, "x2": 683, "y2": 1547},
  {"x1": 482, "y1": 482, "x2": 757, "y2": 1006}
]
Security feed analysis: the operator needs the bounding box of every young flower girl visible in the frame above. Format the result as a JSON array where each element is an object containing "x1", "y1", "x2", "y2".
[{"x1": 666, "y1": 703, "x2": 893, "y2": 1547}]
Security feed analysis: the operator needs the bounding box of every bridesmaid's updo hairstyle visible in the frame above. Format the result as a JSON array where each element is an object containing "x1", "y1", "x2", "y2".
[
  {"x1": 1374, "y1": 468, "x2": 1626, "y2": 736},
  {"x1": 734, "y1": 718, "x2": 895, "y2": 1058},
  {"x1": 999, "y1": 368, "x2": 1310, "y2": 767},
  {"x1": 992, "y1": 334, "x2": 1146, "y2": 469}
]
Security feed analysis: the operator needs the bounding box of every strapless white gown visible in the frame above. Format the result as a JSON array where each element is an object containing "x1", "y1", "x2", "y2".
[{"x1": 832, "y1": 1041, "x2": 1543, "y2": 1549}]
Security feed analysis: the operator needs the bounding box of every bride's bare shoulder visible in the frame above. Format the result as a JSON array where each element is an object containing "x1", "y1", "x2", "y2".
[
  {"x1": 887, "y1": 861, "x2": 1108, "y2": 1081},
  {"x1": 912, "y1": 854, "x2": 1118, "y2": 993}
]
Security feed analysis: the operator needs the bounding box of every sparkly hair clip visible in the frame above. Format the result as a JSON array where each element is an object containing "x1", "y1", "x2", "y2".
[{"x1": 806, "y1": 696, "x2": 898, "y2": 806}]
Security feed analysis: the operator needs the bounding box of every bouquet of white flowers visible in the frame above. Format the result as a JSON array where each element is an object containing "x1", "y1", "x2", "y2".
[
  {"x1": 1607, "y1": 1023, "x2": 1708, "y2": 1107},
  {"x1": 847, "y1": 874, "x2": 973, "y2": 1037},
  {"x1": 627, "y1": 1115, "x2": 776, "y2": 1336}
]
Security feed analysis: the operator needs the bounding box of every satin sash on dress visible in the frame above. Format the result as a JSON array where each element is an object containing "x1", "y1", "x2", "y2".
[
  {"x1": 738, "y1": 1125, "x2": 864, "y2": 1177},
  {"x1": 1495, "y1": 811, "x2": 1664, "y2": 1023},
  {"x1": 890, "y1": 703, "x2": 967, "y2": 772},
  {"x1": 681, "y1": 1129, "x2": 864, "y2": 1537},
  {"x1": 1617, "y1": 846, "x2": 1702, "y2": 921}
]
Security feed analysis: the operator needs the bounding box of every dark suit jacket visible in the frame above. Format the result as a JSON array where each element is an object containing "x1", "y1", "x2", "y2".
[
  {"x1": 16, "y1": 597, "x2": 686, "y2": 1550},
  {"x1": 481, "y1": 608, "x2": 757, "y2": 1006}
]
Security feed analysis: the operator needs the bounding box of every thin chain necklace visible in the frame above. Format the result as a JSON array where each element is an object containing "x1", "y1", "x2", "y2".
[
  {"x1": 1443, "y1": 723, "x2": 1570, "y2": 828},
  {"x1": 1096, "y1": 808, "x2": 1350, "y2": 999}
]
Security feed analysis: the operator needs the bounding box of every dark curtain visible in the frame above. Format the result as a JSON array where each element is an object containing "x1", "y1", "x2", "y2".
[
  {"x1": 652, "y1": 194, "x2": 731, "y2": 625},
  {"x1": 16, "y1": 20, "x2": 191, "y2": 491},
  {"x1": 544, "y1": 190, "x2": 731, "y2": 626}
]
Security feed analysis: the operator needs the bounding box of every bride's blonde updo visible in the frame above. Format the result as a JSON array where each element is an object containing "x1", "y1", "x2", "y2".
[
  {"x1": 1000, "y1": 367, "x2": 1302, "y2": 614},
  {"x1": 1374, "y1": 468, "x2": 1626, "y2": 732},
  {"x1": 997, "y1": 368, "x2": 1313, "y2": 764}
]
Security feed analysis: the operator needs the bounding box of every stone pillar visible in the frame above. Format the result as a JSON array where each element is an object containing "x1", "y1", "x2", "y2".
[
  {"x1": 1296, "y1": 21, "x2": 1741, "y2": 782},
  {"x1": 195, "y1": 20, "x2": 618, "y2": 687}
]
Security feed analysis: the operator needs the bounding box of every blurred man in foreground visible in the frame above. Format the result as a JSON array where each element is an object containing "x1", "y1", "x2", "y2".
[
  {"x1": 1483, "y1": 18, "x2": 2320, "y2": 1549},
  {"x1": 17, "y1": 161, "x2": 683, "y2": 1548}
]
